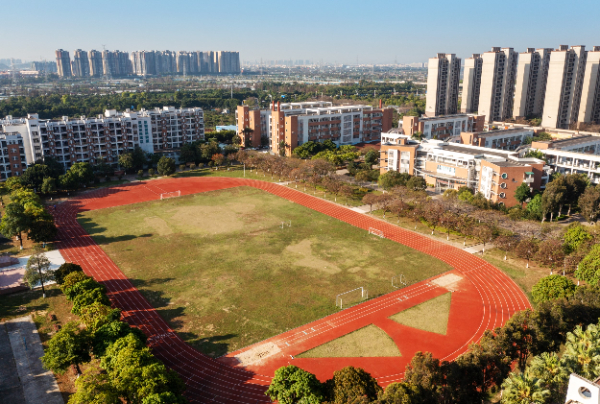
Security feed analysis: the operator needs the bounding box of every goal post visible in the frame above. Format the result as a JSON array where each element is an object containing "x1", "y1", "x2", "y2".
[
  {"x1": 392, "y1": 274, "x2": 408, "y2": 289},
  {"x1": 336, "y1": 287, "x2": 368, "y2": 309},
  {"x1": 368, "y1": 227, "x2": 384, "y2": 238},
  {"x1": 160, "y1": 190, "x2": 181, "y2": 200}
]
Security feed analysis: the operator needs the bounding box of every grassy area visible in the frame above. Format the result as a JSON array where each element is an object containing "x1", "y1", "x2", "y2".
[
  {"x1": 78, "y1": 186, "x2": 451, "y2": 357},
  {"x1": 297, "y1": 324, "x2": 401, "y2": 358},
  {"x1": 388, "y1": 292, "x2": 452, "y2": 335},
  {"x1": 0, "y1": 286, "x2": 79, "y2": 401}
]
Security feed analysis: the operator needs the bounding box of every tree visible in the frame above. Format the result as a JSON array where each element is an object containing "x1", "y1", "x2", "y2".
[
  {"x1": 423, "y1": 201, "x2": 445, "y2": 234},
  {"x1": 378, "y1": 171, "x2": 411, "y2": 190},
  {"x1": 20, "y1": 164, "x2": 52, "y2": 190},
  {"x1": 362, "y1": 193, "x2": 379, "y2": 212},
  {"x1": 575, "y1": 244, "x2": 600, "y2": 285},
  {"x1": 199, "y1": 141, "x2": 220, "y2": 162},
  {"x1": 325, "y1": 366, "x2": 382, "y2": 404},
  {"x1": 93, "y1": 320, "x2": 147, "y2": 358},
  {"x1": 355, "y1": 170, "x2": 371, "y2": 187},
  {"x1": 118, "y1": 153, "x2": 134, "y2": 171},
  {"x1": 68, "y1": 363, "x2": 120, "y2": 404},
  {"x1": 578, "y1": 186, "x2": 600, "y2": 224},
  {"x1": 179, "y1": 143, "x2": 198, "y2": 164},
  {"x1": 564, "y1": 223, "x2": 592, "y2": 253},
  {"x1": 41, "y1": 177, "x2": 57, "y2": 194},
  {"x1": 72, "y1": 287, "x2": 111, "y2": 315},
  {"x1": 24, "y1": 252, "x2": 53, "y2": 298},
  {"x1": 560, "y1": 322, "x2": 600, "y2": 379},
  {"x1": 380, "y1": 382, "x2": 421, "y2": 404},
  {"x1": 265, "y1": 365, "x2": 324, "y2": 404},
  {"x1": 515, "y1": 238, "x2": 539, "y2": 268},
  {"x1": 532, "y1": 275, "x2": 578, "y2": 303},
  {"x1": 534, "y1": 239, "x2": 565, "y2": 269},
  {"x1": 541, "y1": 181, "x2": 566, "y2": 222},
  {"x1": 364, "y1": 150, "x2": 378, "y2": 168},
  {"x1": 495, "y1": 235, "x2": 516, "y2": 260},
  {"x1": 63, "y1": 276, "x2": 105, "y2": 301},
  {"x1": 526, "y1": 194, "x2": 544, "y2": 221},
  {"x1": 79, "y1": 302, "x2": 120, "y2": 332},
  {"x1": 211, "y1": 153, "x2": 225, "y2": 169},
  {"x1": 406, "y1": 176, "x2": 426, "y2": 191},
  {"x1": 157, "y1": 156, "x2": 176, "y2": 176},
  {"x1": 0, "y1": 201, "x2": 31, "y2": 249},
  {"x1": 403, "y1": 352, "x2": 444, "y2": 401},
  {"x1": 41, "y1": 321, "x2": 91, "y2": 374},
  {"x1": 501, "y1": 373, "x2": 550, "y2": 404},
  {"x1": 68, "y1": 162, "x2": 96, "y2": 188},
  {"x1": 322, "y1": 176, "x2": 344, "y2": 201},
  {"x1": 60, "y1": 271, "x2": 90, "y2": 294},
  {"x1": 514, "y1": 182, "x2": 532, "y2": 208}
]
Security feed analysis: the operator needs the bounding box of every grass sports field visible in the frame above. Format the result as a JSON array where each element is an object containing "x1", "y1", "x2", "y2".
[{"x1": 78, "y1": 186, "x2": 451, "y2": 357}]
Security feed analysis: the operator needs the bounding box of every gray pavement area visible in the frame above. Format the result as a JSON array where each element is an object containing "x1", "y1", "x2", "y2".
[{"x1": 0, "y1": 315, "x2": 63, "y2": 404}]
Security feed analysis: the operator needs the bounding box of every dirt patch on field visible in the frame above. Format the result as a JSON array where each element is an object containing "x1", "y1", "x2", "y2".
[
  {"x1": 297, "y1": 324, "x2": 401, "y2": 358},
  {"x1": 144, "y1": 217, "x2": 172, "y2": 236},
  {"x1": 169, "y1": 206, "x2": 245, "y2": 234},
  {"x1": 285, "y1": 239, "x2": 341, "y2": 274},
  {"x1": 431, "y1": 273, "x2": 463, "y2": 291}
]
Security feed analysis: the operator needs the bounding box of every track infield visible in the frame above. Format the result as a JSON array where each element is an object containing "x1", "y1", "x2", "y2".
[{"x1": 53, "y1": 177, "x2": 531, "y2": 404}]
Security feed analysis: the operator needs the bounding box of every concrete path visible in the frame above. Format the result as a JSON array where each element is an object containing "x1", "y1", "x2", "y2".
[
  {"x1": 2, "y1": 316, "x2": 63, "y2": 404},
  {"x1": 0, "y1": 323, "x2": 26, "y2": 404}
]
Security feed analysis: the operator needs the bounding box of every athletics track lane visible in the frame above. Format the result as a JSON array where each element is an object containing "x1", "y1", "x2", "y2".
[{"x1": 52, "y1": 177, "x2": 531, "y2": 403}]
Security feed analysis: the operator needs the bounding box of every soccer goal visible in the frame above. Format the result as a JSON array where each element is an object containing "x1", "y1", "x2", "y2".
[
  {"x1": 336, "y1": 287, "x2": 368, "y2": 309},
  {"x1": 368, "y1": 227, "x2": 384, "y2": 238},
  {"x1": 160, "y1": 190, "x2": 181, "y2": 200},
  {"x1": 392, "y1": 274, "x2": 408, "y2": 289}
]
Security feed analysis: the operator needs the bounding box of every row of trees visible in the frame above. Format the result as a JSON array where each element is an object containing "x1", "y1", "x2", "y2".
[
  {"x1": 267, "y1": 284, "x2": 600, "y2": 404},
  {"x1": 39, "y1": 261, "x2": 188, "y2": 404}
]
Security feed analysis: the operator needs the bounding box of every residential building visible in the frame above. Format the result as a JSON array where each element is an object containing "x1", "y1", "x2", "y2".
[
  {"x1": 0, "y1": 106, "x2": 204, "y2": 170},
  {"x1": 236, "y1": 105, "x2": 270, "y2": 148},
  {"x1": 30, "y1": 61, "x2": 57, "y2": 73},
  {"x1": 531, "y1": 135, "x2": 600, "y2": 155},
  {"x1": 563, "y1": 374, "x2": 600, "y2": 404},
  {"x1": 535, "y1": 148, "x2": 600, "y2": 186},
  {"x1": 88, "y1": 50, "x2": 103, "y2": 77},
  {"x1": 461, "y1": 54, "x2": 483, "y2": 114},
  {"x1": 215, "y1": 51, "x2": 240, "y2": 73},
  {"x1": 460, "y1": 128, "x2": 534, "y2": 150},
  {"x1": 401, "y1": 114, "x2": 485, "y2": 140},
  {"x1": 55, "y1": 49, "x2": 71, "y2": 78},
  {"x1": 262, "y1": 101, "x2": 393, "y2": 156},
  {"x1": 542, "y1": 45, "x2": 588, "y2": 129},
  {"x1": 425, "y1": 53, "x2": 461, "y2": 116},
  {"x1": 578, "y1": 46, "x2": 600, "y2": 125},
  {"x1": 72, "y1": 49, "x2": 90, "y2": 77},
  {"x1": 513, "y1": 48, "x2": 553, "y2": 118},
  {"x1": 380, "y1": 137, "x2": 550, "y2": 207},
  {"x1": 0, "y1": 132, "x2": 28, "y2": 179},
  {"x1": 478, "y1": 47, "x2": 518, "y2": 123}
]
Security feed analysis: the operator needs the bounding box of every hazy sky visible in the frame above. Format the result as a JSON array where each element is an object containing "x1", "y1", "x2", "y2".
[{"x1": 3, "y1": 0, "x2": 600, "y2": 64}]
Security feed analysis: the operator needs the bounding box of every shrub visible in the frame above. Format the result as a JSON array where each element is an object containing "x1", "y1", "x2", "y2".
[
  {"x1": 575, "y1": 244, "x2": 600, "y2": 285},
  {"x1": 60, "y1": 271, "x2": 91, "y2": 295},
  {"x1": 532, "y1": 275, "x2": 578, "y2": 303},
  {"x1": 54, "y1": 262, "x2": 83, "y2": 285}
]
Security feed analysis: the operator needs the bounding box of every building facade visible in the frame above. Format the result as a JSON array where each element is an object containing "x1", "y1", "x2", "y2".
[
  {"x1": 460, "y1": 128, "x2": 534, "y2": 150},
  {"x1": 542, "y1": 45, "x2": 588, "y2": 129},
  {"x1": 461, "y1": 54, "x2": 483, "y2": 114},
  {"x1": 380, "y1": 137, "x2": 549, "y2": 207},
  {"x1": 0, "y1": 107, "x2": 204, "y2": 172},
  {"x1": 72, "y1": 50, "x2": 90, "y2": 77},
  {"x1": 401, "y1": 114, "x2": 485, "y2": 140},
  {"x1": 425, "y1": 53, "x2": 461, "y2": 116},
  {"x1": 55, "y1": 49, "x2": 71, "y2": 78},
  {"x1": 88, "y1": 50, "x2": 104, "y2": 77},
  {"x1": 513, "y1": 48, "x2": 552, "y2": 118},
  {"x1": 578, "y1": 46, "x2": 600, "y2": 125},
  {"x1": 478, "y1": 47, "x2": 518, "y2": 123}
]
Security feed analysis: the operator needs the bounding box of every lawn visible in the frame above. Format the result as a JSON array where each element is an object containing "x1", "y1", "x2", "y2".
[{"x1": 77, "y1": 186, "x2": 451, "y2": 357}]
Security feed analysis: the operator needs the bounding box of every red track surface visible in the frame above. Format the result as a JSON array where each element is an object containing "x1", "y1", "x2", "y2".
[{"x1": 53, "y1": 177, "x2": 531, "y2": 403}]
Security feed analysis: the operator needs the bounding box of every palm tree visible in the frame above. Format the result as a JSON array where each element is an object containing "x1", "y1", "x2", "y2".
[
  {"x1": 501, "y1": 373, "x2": 550, "y2": 404},
  {"x1": 560, "y1": 323, "x2": 600, "y2": 379}
]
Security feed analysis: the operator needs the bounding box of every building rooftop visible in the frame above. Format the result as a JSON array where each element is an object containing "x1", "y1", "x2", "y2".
[
  {"x1": 475, "y1": 128, "x2": 534, "y2": 137},
  {"x1": 544, "y1": 135, "x2": 600, "y2": 148},
  {"x1": 413, "y1": 114, "x2": 474, "y2": 122}
]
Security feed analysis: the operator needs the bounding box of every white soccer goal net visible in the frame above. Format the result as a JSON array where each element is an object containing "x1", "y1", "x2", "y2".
[
  {"x1": 336, "y1": 287, "x2": 368, "y2": 309},
  {"x1": 160, "y1": 190, "x2": 181, "y2": 200},
  {"x1": 392, "y1": 274, "x2": 408, "y2": 289},
  {"x1": 368, "y1": 227, "x2": 384, "y2": 238}
]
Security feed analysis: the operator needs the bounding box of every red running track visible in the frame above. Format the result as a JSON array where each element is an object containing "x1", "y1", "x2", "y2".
[{"x1": 52, "y1": 177, "x2": 531, "y2": 403}]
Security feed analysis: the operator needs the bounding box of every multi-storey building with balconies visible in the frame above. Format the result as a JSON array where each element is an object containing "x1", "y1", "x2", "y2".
[
  {"x1": 513, "y1": 48, "x2": 553, "y2": 119},
  {"x1": 0, "y1": 107, "x2": 204, "y2": 170},
  {"x1": 0, "y1": 132, "x2": 28, "y2": 179},
  {"x1": 401, "y1": 114, "x2": 485, "y2": 140},
  {"x1": 425, "y1": 53, "x2": 461, "y2": 116},
  {"x1": 461, "y1": 54, "x2": 483, "y2": 114},
  {"x1": 478, "y1": 47, "x2": 519, "y2": 123}
]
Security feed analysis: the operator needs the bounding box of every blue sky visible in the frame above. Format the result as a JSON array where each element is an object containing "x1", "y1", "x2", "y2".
[{"x1": 3, "y1": 0, "x2": 600, "y2": 64}]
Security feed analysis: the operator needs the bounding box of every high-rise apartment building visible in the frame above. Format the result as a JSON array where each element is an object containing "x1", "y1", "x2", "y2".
[
  {"x1": 215, "y1": 51, "x2": 240, "y2": 73},
  {"x1": 72, "y1": 50, "x2": 90, "y2": 77},
  {"x1": 31, "y1": 61, "x2": 57, "y2": 73},
  {"x1": 425, "y1": 53, "x2": 461, "y2": 116},
  {"x1": 513, "y1": 48, "x2": 552, "y2": 119},
  {"x1": 461, "y1": 54, "x2": 483, "y2": 114},
  {"x1": 578, "y1": 46, "x2": 600, "y2": 125},
  {"x1": 55, "y1": 49, "x2": 72, "y2": 77},
  {"x1": 542, "y1": 45, "x2": 588, "y2": 129},
  {"x1": 88, "y1": 50, "x2": 104, "y2": 77},
  {"x1": 478, "y1": 47, "x2": 518, "y2": 123}
]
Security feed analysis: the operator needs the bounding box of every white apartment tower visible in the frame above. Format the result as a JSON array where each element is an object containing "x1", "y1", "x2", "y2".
[
  {"x1": 513, "y1": 48, "x2": 552, "y2": 118},
  {"x1": 55, "y1": 49, "x2": 72, "y2": 78},
  {"x1": 542, "y1": 45, "x2": 588, "y2": 129},
  {"x1": 461, "y1": 54, "x2": 483, "y2": 113},
  {"x1": 425, "y1": 53, "x2": 461, "y2": 116},
  {"x1": 72, "y1": 50, "x2": 90, "y2": 77},
  {"x1": 88, "y1": 50, "x2": 103, "y2": 77},
  {"x1": 578, "y1": 46, "x2": 600, "y2": 125},
  {"x1": 478, "y1": 47, "x2": 518, "y2": 123}
]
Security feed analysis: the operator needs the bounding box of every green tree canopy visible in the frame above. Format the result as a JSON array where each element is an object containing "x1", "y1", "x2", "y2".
[
  {"x1": 378, "y1": 171, "x2": 411, "y2": 190},
  {"x1": 41, "y1": 321, "x2": 91, "y2": 374},
  {"x1": 24, "y1": 252, "x2": 54, "y2": 298},
  {"x1": 575, "y1": 244, "x2": 600, "y2": 285},
  {"x1": 55, "y1": 262, "x2": 84, "y2": 285},
  {"x1": 531, "y1": 275, "x2": 578, "y2": 303},
  {"x1": 578, "y1": 186, "x2": 600, "y2": 224},
  {"x1": 93, "y1": 320, "x2": 147, "y2": 358},
  {"x1": 563, "y1": 223, "x2": 592, "y2": 253},
  {"x1": 265, "y1": 365, "x2": 324, "y2": 404},
  {"x1": 406, "y1": 176, "x2": 426, "y2": 191},
  {"x1": 514, "y1": 182, "x2": 532, "y2": 207},
  {"x1": 157, "y1": 156, "x2": 176, "y2": 176},
  {"x1": 325, "y1": 366, "x2": 382, "y2": 404}
]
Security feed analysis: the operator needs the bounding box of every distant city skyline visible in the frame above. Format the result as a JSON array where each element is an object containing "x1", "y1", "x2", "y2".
[{"x1": 3, "y1": 0, "x2": 600, "y2": 64}]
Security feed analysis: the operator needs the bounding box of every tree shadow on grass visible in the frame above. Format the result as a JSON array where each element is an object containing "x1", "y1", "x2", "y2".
[
  {"x1": 77, "y1": 217, "x2": 154, "y2": 245},
  {"x1": 181, "y1": 332, "x2": 238, "y2": 358},
  {"x1": 0, "y1": 287, "x2": 54, "y2": 319}
]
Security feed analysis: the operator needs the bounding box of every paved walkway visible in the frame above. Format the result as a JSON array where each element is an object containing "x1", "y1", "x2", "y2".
[{"x1": 0, "y1": 316, "x2": 63, "y2": 404}]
